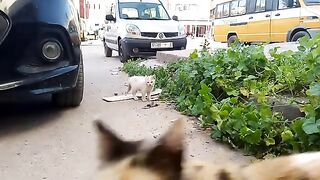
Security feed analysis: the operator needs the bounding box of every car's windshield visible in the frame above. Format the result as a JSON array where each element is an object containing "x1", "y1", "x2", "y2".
[
  {"x1": 304, "y1": 0, "x2": 320, "y2": 5},
  {"x1": 119, "y1": 2, "x2": 170, "y2": 20}
]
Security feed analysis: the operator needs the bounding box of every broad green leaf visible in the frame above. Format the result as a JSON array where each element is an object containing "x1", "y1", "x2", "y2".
[
  {"x1": 219, "y1": 110, "x2": 229, "y2": 119},
  {"x1": 189, "y1": 50, "x2": 198, "y2": 59},
  {"x1": 244, "y1": 75, "x2": 257, "y2": 81},
  {"x1": 240, "y1": 87, "x2": 250, "y2": 97},
  {"x1": 281, "y1": 129, "x2": 294, "y2": 142},
  {"x1": 211, "y1": 129, "x2": 222, "y2": 139},
  {"x1": 229, "y1": 97, "x2": 238, "y2": 104},
  {"x1": 246, "y1": 129, "x2": 262, "y2": 145},
  {"x1": 246, "y1": 112, "x2": 258, "y2": 122},
  {"x1": 302, "y1": 117, "x2": 320, "y2": 135},
  {"x1": 264, "y1": 137, "x2": 275, "y2": 146},
  {"x1": 307, "y1": 83, "x2": 320, "y2": 96},
  {"x1": 312, "y1": 46, "x2": 320, "y2": 59},
  {"x1": 226, "y1": 89, "x2": 239, "y2": 96}
]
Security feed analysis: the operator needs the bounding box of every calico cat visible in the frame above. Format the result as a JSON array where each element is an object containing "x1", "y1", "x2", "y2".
[
  {"x1": 126, "y1": 75, "x2": 155, "y2": 101},
  {"x1": 95, "y1": 119, "x2": 320, "y2": 180}
]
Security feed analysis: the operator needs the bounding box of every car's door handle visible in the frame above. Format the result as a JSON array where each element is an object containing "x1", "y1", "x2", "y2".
[
  {"x1": 265, "y1": 14, "x2": 271, "y2": 17},
  {"x1": 275, "y1": 13, "x2": 280, "y2": 16},
  {"x1": 249, "y1": 16, "x2": 253, "y2": 19}
]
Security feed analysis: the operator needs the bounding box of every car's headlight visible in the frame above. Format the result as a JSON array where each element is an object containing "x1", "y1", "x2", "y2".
[
  {"x1": 126, "y1": 24, "x2": 141, "y2": 37},
  {"x1": 178, "y1": 24, "x2": 185, "y2": 36}
]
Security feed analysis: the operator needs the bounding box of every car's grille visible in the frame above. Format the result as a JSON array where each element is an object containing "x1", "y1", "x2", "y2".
[
  {"x1": 141, "y1": 32, "x2": 179, "y2": 38},
  {"x1": 0, "y1": 11, "x2": 10, "y2": 45},
  {"x1": 141, "y1": 32, "x2": 157, "y2": 38},
  {"x1": 164, "y1": 32, "x2": 178, "y2": 37}
]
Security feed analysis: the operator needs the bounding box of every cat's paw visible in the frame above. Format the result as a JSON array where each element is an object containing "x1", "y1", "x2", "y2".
[{"x1": 133, "y1": 97, "x2": 139, "y2": 101}]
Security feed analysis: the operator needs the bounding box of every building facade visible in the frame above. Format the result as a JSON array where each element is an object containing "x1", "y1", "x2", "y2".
[{"x1": 161, "y1": 0, "x2": 212, "y2": 38}]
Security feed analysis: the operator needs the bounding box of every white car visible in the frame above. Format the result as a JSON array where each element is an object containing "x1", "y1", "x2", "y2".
[{"x1": 103, "y1": 0, "x2": 187, "y2": 62}]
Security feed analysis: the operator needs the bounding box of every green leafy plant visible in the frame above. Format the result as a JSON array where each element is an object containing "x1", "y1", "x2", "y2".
[{"x1": 123, "y1": 34, "x2": 320, "y2": 157}]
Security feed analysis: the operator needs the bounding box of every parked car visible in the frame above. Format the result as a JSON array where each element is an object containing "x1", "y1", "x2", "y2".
[
  {"x1": 103, "y1": 0, "x2": 187, "y2": 63},
  {"x1": 0, "y1": 0, "x2": 84, "y2": 107},
  {"x1": 80, "y1": 19, "x2": 88, "y2": 41}
]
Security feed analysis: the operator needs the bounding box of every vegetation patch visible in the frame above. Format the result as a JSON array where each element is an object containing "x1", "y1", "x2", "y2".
[{"x1": 123, "y1": 35, "x2": 320, "y2": 158}]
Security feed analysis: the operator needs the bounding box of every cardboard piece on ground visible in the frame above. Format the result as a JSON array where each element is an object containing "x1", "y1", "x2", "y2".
[{"x1": 103, "y1": 89, "x2": 162, "y2": 102}]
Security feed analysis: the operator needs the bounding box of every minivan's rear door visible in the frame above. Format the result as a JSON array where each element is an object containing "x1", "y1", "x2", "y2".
[{"x1": 0, "y1": 10, "x2": 11, "y2": 46}]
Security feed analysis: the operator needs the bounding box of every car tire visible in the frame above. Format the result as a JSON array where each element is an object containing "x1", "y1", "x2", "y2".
[
  {"x1": 119, "y1": 40, "x2": 130, "y2": 63},
  {"x1": 291, "y1": 31, "x2": 311, "y2": 42},
  {"x1": 227, "y1": 35, "x2": 238, "y2": 47},
  {"x1": 52, "y1": 56, "x2": 84, "y2": 107},
  {"x1": 104, "y1": 41, "x2": 112, "y2": 57}
]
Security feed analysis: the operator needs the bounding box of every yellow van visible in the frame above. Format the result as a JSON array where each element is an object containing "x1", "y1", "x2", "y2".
[{"x1": 213, "y1": 0, "x2": 320, "y2": 46}]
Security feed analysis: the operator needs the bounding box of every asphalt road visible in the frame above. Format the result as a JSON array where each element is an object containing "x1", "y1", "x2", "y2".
[{"x1": 0, "y1": 41, "x2": 252, "y2": 180}]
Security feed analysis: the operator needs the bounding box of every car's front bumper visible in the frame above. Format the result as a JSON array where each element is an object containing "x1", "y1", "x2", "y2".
[
  {"x1": 122, "y1": 37, "x2": 187, "y2": 57},
  {"x1": 0, "y1": 65, "x2": 79, "y2": 96}
]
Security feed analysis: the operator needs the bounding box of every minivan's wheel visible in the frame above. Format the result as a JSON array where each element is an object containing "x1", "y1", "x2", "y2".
[
  {"x1": 119, "y1": 40, "x2": 130, "y2": 63},
  {"x1": 52, "y1": 57, "x2": 84, "y2": 107},
  {"x1": 227, "y1": 35, "x2": 238, "y2": 47},
  {"x1": 291, "y1": 31, "x2": 311, "y2": 42},
  {"x1": 104, "y1": 41, "x2": 112, "y2": 57}
]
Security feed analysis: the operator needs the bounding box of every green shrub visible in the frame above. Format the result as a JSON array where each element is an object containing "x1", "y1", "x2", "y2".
[{"x1": 123, "y1": 34, "x2": 320, "y2": 157}]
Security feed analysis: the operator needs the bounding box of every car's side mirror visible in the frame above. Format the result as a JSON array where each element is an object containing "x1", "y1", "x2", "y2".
[
  {"x1": 106, "y1": 14, "x2": 116, "y2": 21},
  {"x1": 172, "y1": 15, "x2": 178, "y2": 21}
]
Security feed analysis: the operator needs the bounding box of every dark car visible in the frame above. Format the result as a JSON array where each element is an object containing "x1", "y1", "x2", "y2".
[{"x1": 0, "y1": 0, "x2": 84, "y2": 107}]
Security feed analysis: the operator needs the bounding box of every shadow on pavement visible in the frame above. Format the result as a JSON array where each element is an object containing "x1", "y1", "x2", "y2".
[{"x1": 0, "y1": 94, "x2": 64, "y2": 138}]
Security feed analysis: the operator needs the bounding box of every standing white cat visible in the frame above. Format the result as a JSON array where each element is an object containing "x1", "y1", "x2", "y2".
[{"x1": 126, "y1": 75, "x2": 156, "y2": 101}]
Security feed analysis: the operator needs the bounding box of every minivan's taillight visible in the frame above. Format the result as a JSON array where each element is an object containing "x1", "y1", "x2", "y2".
[{"x1": 0, "y1": 10, "x2": 11, "y2": 45}]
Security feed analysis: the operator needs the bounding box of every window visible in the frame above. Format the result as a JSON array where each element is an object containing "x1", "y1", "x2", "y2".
[
  {"x1": 183, "y1": 4, "x2": 189, "y2": 10},
  {"x1": 119, "y1": 2, "x2": 170, "y2": 20},
  {"x1": 255, "y1": 0, "x2": 266, "y2": 12},
  {"x1": 230, "y1": 1, "x2": 239, "y2": 16},
  {"x1": 143, "y1": 7, "x2": 157, "y2": 18},
  {"x1": 222, "y1": 3, "x2": 230, "y2": 17},
  {"x1": 304, "y1": 0, "x2": 320, "y2": 5},
  {"x1": 238, "y1": 0, "x2": 246, "y2": 14},
  {"x1": 230, "y1": 0, "x2": 246, "y2": 16},
  {"x1": 215, "y1": 4, "x2": 223, "y2": 18},
  {"x1": 121, "y1": 8, "x2": 139, "y2": 18},
  {"x1": 278, "y1": 0, "x2": 299, "y2": 9}
]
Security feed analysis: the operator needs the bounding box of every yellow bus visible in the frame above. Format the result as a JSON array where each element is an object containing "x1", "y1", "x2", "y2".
[{"x1": 213, "y1": 0, "x2": 320, "y2": 46}]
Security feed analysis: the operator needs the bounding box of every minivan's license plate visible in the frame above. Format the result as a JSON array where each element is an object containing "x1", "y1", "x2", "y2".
[{"x1": 151, "y1": 42, "x2": 173, "y2": 49}]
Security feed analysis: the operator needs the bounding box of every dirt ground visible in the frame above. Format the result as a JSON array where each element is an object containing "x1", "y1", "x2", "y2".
[{"x1": 0, "y1": 41, "x2": 253, "y2": 180}]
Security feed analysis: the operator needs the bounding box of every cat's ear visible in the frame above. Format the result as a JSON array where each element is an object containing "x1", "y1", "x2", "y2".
[
  {"x1": 144, "y1": 119, "x2": 185, "y2": 178},
  {"x1": 95, "y1": 120, "x2": 141, "y2": 162},
  {"x1": 152, "y1": 75, "x2": 156, "y2": 80}
]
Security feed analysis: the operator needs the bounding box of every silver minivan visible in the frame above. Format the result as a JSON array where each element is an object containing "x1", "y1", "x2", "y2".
[{"x1": 103, "y1": 0, "x2": 187, "y2": 62}]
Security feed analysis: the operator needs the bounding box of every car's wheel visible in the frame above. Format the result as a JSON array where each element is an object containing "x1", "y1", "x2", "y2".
[
  {"x1": 52, "y1": 56, "x2": 84, "y2": 107},
  {"x1": 291, "y1": 31, "x2": 311, "y2": 42},
  {"x1": 119, "y1": 40, "x2": 130, "y2": 63},
  {"x1": 104, "y1": 41, "x2": 112, "y2": 57},
  {"x1": 227, "y1": 35, "x2": 238, "y2": 47}
]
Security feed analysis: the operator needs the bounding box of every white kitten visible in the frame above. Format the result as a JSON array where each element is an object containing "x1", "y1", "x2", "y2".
[{"x1": 126, "y1": 75, "x2": 156, "y2": 101}]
